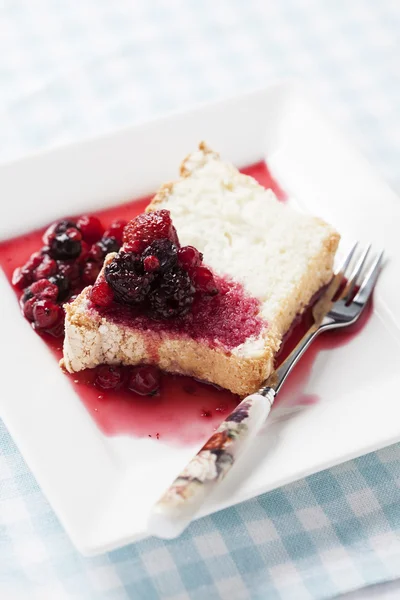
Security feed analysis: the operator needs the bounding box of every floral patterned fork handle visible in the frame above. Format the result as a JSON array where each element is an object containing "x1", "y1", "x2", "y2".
[{"x1": 147, "y1": 388, "x2": 276, "y2": 539}]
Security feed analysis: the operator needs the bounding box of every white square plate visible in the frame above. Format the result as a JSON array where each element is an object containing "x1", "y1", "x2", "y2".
[{"x1": 1, "y1": 82, "x2": 400, "y2": 556}]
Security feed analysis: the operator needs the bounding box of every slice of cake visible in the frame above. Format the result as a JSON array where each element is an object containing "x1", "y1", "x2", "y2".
[{"x1": 62, "y1": 143, "x2": 340, "y2": 396}]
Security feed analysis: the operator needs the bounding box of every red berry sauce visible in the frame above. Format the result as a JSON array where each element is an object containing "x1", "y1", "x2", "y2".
[{"x1": 92, "y1": 275, "x2": 263, "y2": 351}]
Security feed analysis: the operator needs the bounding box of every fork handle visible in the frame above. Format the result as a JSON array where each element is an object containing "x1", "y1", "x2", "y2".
[{"x1": 147, "y1": 388, "x2": 275, "y2": 539}]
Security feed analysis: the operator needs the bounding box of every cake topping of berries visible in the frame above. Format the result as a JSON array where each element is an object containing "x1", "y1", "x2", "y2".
[
  {"x1": 142, "y1": 239, "x2": 178, "y2": 273},
  {"x1": 190, "y1": 266, "x2": 218, "y2": 295},
  {"x1": 14, "y1": 207, "x2": 217, "y2": 333},
  {"x1": 143, "y1": 255, "x2": 160, "y2": 273},
  {"x1": 105, "y1": 252, "x2": 154, "y2": 305},
  {"x1": 149, "y1": 266, "x2": 195, "y2": 319},
  {"x1": 93, "y1": 209, "x2": 218, "y2": 320},
  {"x1": 123, "y1": 209, "x2": 179, "y2": 252},
  {"x1": 178, "y1": 245, "x2": 203, "y2": 269},
  {"x1": 90, "y1": 280, "x2": 114, "y2": 307}
]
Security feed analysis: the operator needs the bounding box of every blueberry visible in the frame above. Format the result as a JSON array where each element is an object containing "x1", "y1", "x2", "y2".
[
  {"x1": 49, "y1": 232, "x2": 81, "y2": 260},
  {"x1": 48, "y1": 273, "x2": 70, "y2": 301}
]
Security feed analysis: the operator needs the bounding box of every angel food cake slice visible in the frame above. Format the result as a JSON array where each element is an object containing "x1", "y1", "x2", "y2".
[{"x1": 63, "y1": 144, "x2": 340, "y2": 396}]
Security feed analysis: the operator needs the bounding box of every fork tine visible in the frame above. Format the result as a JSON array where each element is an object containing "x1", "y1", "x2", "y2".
[
  {"x1": 337, "y1": 242, "x2": 359, "y2": 277},
  {"x1": 328, "y1": 242, "x2": 358, "y2": 300},
  {"x1": 343, "y1": 244, "x2": 371, "y2": 300},
  {"x1": 353, "y1": 250, "x2": 384, "y2": 305}
]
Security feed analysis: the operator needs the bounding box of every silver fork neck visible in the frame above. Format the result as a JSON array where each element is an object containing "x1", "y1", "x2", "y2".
[{"x1": 267, "y1": 326, "x2": 321, "y2": 395}]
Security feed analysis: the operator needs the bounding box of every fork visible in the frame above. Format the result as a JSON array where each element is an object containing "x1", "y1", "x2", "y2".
[{"x1": 147, "y1": 243, "x2": 384, "y2": 539}]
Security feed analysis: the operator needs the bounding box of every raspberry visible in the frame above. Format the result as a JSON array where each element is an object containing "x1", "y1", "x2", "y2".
[
  {"x1": 22, "y1": 297, "x2": 36, "y2": 321},
  {"x1": 42, "y1": 220, "x2": 77, "y2": 245},
  {"x1": 148, "y1": 266, "x2": 195, "y2": 319},
  {"x1": 81, "y1": 262, "x2": 101, "y2": 285},
  {"x1": 127, "y1": 365, "x2": 161, "y2": 395},
  {"x1": 178, "y1": 245, "x2": 203, "y2": 269},
  {"x1": 12, "y1": 250, "x2": 44, "y2": 289},
  {"x1": 29, "y1": 279, "x2": 59, "y2": 302},
  {"x1": 49, "y1": 231, "x2": 81, "y2": 260},
  {"x1": 32, "y1": 300, "x2": 61, "y2": 330},
  {"x1": 104, "y1": 219, "x2": 127, "y2": 245},
  {"x1": 90, "y1": 280, "x2": 114, "y2": 307},
  {"x1": 12, "y1": 267, "x2": 31, "y2": 290},
  {"x1": 142, "y1": 239, "x2": 178, "y2": 273},
  {"x1": 25, "y1": 251, "x2": 44, "y2": 270},
  {"x1": 143, "y1": 255, "x2": 160, "y2": 272},
  {"x1": 76, "y1": 215, "x2": 104, "y2": 244},
  {"x1": 95, "y1": 365, "x2": 122, "y2": 390},
  {"x1": 123, "y1": 239, "x2": 143, "y2": 254},
  {"x1": 190, "y1": 266, "x2": 218, "y2": 295},
  {"x1": 123, "y1": 210, "x2": 179, "y2": 251},
  {"x1": 105, "y1": 252, "x2": 154, "y2": 305},
  {"x1": 34, "y1": 255, "x2": 57, "y2": 280}
]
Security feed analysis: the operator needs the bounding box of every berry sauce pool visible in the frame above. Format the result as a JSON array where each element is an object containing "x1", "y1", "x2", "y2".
[{"x1": 0, "y1": 161, "x2": 371, "y2": 444}]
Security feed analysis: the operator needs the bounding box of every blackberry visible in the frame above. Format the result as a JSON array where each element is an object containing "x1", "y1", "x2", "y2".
[
  {"x1": 48, "y1": 273, "x2": 70, "y2": 301},
  {"x1": 148, "y1": 266, "x2": 195, "y2": 319},
  {"x1": 105, "y1": 252, "x2": 154, "y2": 304},
  {"x1": 142, "y1": 239, "x2": 178, "y2": 273},
  {"x1": 49, "y1": 232, "x2": 81, "y2": 260}
]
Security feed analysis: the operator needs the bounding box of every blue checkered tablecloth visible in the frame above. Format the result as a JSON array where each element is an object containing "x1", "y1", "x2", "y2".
[{"x1": 1, "y1": 2, "x2": 400, "y2": 599}]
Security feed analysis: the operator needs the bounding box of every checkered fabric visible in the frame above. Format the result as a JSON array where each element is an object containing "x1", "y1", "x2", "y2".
[{"x1": 1, "y1": 1, "x2": 400, "y2": 599}]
